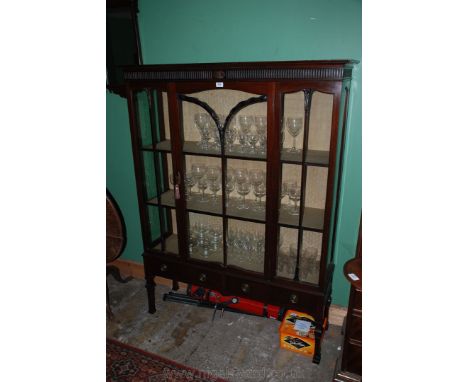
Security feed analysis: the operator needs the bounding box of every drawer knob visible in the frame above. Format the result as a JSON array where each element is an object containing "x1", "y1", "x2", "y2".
[
  {"x1": 290, "y1": 294, "x2": 298, "y2": 304},
  {"x1": 199, "y1": 273, "x2": 207, "y2": 282},
  {"x1": 160, "y1": 264, "x2": 168, "y2": 272},
  {"x1": 241, "y1": 283, "x2": 250, "y2": 293}
]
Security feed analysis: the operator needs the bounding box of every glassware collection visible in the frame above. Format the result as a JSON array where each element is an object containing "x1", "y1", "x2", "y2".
[
  {"x1": 188, "y1": 222, "x2": 223, "y2": 259},
  {"x1": 166, "y1": 108, "x2": 316, "y2": 276},
  {"x1": 193, "y1": 113, "x2": 304, "y2": 155},
  {"x1": 277, "y1": 243, "x2": 320, "y2": 282},
  {"x1": 226, "y1": 227, "x2": 265, "y2": 268},
  {"x1": 172, "y1": 168, "x2": 303, "y2": 215}
]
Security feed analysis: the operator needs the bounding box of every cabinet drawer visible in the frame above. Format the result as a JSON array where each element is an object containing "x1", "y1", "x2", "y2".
[
  {"x1": 184, "y1": 265, "x2": 224, "y2": 291},
  {"x1": 269, "y1": 286, "x2": 317, "y2": 310},
  {"x1": 352, "y1": 288, "x2": 362, "y2": 311},
  {"x1": 346, "y1": 314, "x2": 362, "y2": 342},
  {"x1": 225, "y1": 277, "x2": 270, "y2": 301},
  {"x1": 145, "y1": 256, "x2": 179, "y2": 280}
]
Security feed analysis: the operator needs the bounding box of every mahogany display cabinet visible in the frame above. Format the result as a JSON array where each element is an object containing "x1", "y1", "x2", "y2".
[{"x1": 123, "y1": 60, "x2": 357, "y2": 363}]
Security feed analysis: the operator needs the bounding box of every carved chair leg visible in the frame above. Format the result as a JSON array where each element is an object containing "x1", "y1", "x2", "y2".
[{"x1": 146, "y1": 277, "x2": 156, "y2": 314}]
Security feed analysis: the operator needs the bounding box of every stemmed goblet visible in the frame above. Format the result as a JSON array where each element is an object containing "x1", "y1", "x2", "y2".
[
  {"x1": 286, "y1": 117, "x2": 303, "y2": 153},
  {"x1": 288, "y1": 183, "x2": 301, "y2": 215},
  {"x1": 238, "y1": 115, "x2": 253, "y2": 152},
  {"x1": 191, "y1": 163, "x2": 206, "y2": 198},
  {"x1": 209, "y1": 180, "x2": 221, "y2": 201},
  {"x1": 184, "y1": 172, "x2": 195, "y2": 201},
  {"x1": 254, "y1": 116, "x2": 267, "y2": 155},
  {"x1": 236, "y1": 181, "x2": 251, "y2": 210},
  {"x1": 194, "y1": 113, "x2": 211, "y2": 151},
  {"x1": 253, "y1": 183, "x2": 266, "y2": 212},
  {"x1": 198, "y1": 177, "x2": 209, "y2": 203}
]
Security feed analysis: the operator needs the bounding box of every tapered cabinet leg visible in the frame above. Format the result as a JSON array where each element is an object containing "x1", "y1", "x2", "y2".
[
  {"x1": 313, "y1": 324, "x2": 323, "y2": 364},
  {"x1": 145, "y1": 277, "x2": 156, "y2": 314}
]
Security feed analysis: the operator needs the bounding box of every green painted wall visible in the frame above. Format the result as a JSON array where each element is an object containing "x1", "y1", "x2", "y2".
[{"x1": 106, "y1": 0, "x2": 361, "y2": 306}]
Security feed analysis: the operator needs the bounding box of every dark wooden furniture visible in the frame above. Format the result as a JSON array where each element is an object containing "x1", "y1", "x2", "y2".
[
  {"x1": 123, "y1": 60, "x2": 357, "y2": 363},
  {"x1": 107, "y1": 0, "x2": 142, "y2": 97},
  {"x1": 334, "y1": 220, "x2": 362, "y2": 381}
]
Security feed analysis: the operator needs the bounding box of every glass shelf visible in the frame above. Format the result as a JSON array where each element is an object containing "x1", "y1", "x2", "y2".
[
  {"x1": 147, "y1": 191, "x2": 322, "y2": 230},
  {"x1": 143, "y1": 140, "x2": 328, "y2": 166},
  {"x1": 142, "y1": 140, "x2": 267, "y2": 161},
  {"x1": 280, "y1": 149, "x2": 329, "y2": 167},
  {"x1": 147, "y1": 191, "x2": 266, "y2": 223},
  {"x1": 278, "y1": 206, "x2": 324, "y2": 232}
]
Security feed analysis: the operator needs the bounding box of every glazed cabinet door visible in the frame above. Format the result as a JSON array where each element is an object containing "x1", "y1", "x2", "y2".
[
  {"x1": 128, "y1": 87, "x2": 180, "y2": 256},
  {"x1": 273, "y1": 82, "x2": 342, "y2": 287},
  {"x1": 165, "y1": 82, "x2": 276, "y2": 277}
]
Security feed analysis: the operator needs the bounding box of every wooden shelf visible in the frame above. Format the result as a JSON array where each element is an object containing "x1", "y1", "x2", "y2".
[
  {"x1": 148, "y1": 191, "x2": 323, "y2": 230},
  {"x1": 143, "y1": 140, "x2": 328, "y2": 166},
  {"x1": 281, "y1": 149, "x2": 329, "y2": 167},
  {"x1": 154, "y1": 234, "x2": 179, "y2": 254},
  {"x1": 279, "y1": 206, "x2": 324, "y2": 232}
]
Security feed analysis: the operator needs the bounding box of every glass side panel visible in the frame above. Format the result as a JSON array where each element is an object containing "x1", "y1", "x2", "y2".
[
  {"x1": 153, "y1": 208, "x2": 178, "y2": 256},
  {"x1": 187, "y1": 212, "x2": 223, "y2": 264},
  {"x1": 135, "y1": 90, "x2": 152, "y2": 147},
  {"x1": 142, "y1": 151, "x2": 157, "y2": 200},
  {"x1": 227, "y1": 218, "x2": 265, "y2": 273},
  {"x1": 147, "y1": 205, "x2": 160, "y2": 244}
]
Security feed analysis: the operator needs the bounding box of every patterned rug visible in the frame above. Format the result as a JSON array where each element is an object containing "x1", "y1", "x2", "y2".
[{"x1": 107, "y1": 338, "x2": 228, "y2": 382}]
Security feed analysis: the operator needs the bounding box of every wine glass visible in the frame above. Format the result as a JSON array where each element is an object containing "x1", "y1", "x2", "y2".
[
  {"x1": 210, "y1": 125, "x2": 221, "y2": 152},
  {"x1": 253, "y1": 183, "x2": 266, "y2": 211},
  {"x1": 236, "y1": 181, "x2": 251, "y2": 210},
  {"x1": 238, "y1": 115, "x2": 253, "y2": 152},
  {"x1": 225, "y1": 180, "x2": 235, "y2": 207},
  {"x1": 209, "y1": 226, "x2": 223, "y2": 254},
  {"x1": 206, "y1": 166, "x2": 220, "y2": 182},
  {"x1": 289, "y1": 243, "x2": 298, "y2": 276},
  {"x1": 191, "y1": 163, "x2": 206, "y2": 182},
  {"x1": 249, "y1": 169, "x2": 264, "y2": 205},
  {"x1": 288, "y1": 183, "x2": 301, "y2": 215},
  {"x1": 249, "y1": 169, "x2": 265, "y2": 187},
  {"x1": 286, "y1": 117, "x2": 303, "y2": 153},
  {"x1": 254, "y1": 116, "x2": 267, "y2": 135},
  {"x1": 300, "y1": 247, "x2": 318, "y2": 282},
  {"x1": 198, "y1": 177, "x2": 209, "y2": 203},
  {"x1": 282, "y1": 180, "x2": 296, "y2": 210},
  {"x1": 234, "y1": 168, "x2": 249, "y2": 185},
  {"x1": 238, "y1": 115, "x2": 253, "y2": 133},
  {"x1": 209, "y1": 180, "x2": 221, "y2": 201},
  {"x1": 247, "y1": 132, "x2": 259, "y2": 153},
  {"x1": 194, "y1": 113, "x2": 211, "y2": 150},
  {"x1": 258, "y1": 133, "x2": 266, "y2": 155},
  {"x1": 184, "y1": 172, "x2": 195, "y2": 200},
  {"x1": 224, "y1": 126, "x2": 237, "y2": 153}
]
